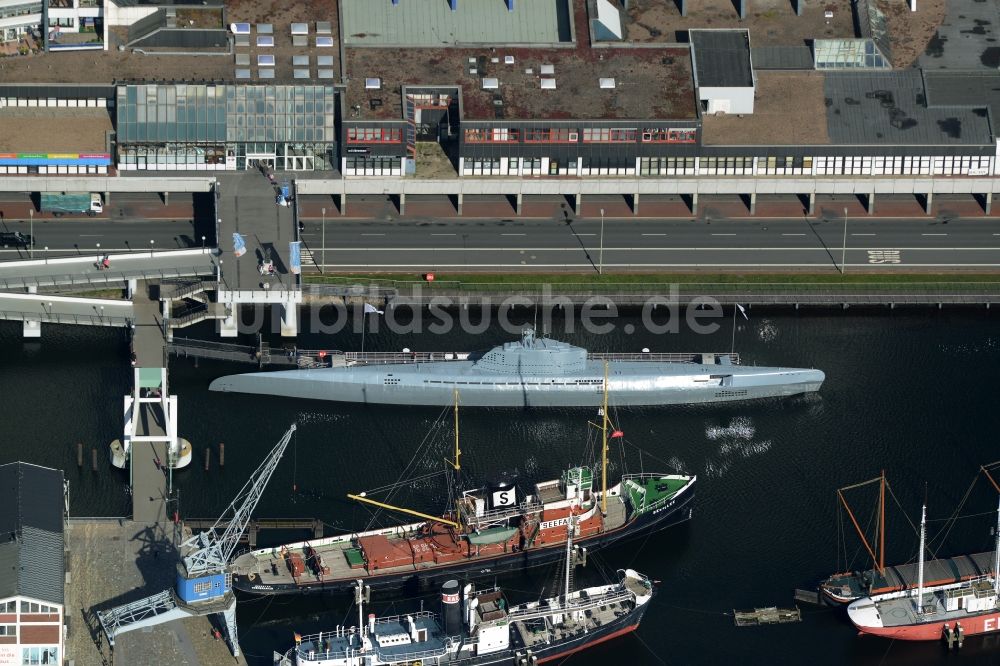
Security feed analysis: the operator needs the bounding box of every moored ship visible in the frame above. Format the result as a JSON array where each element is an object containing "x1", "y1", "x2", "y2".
[
  {"x1": 230, "y1": 367, "x2": 695, "y2": 596},
  {"x1": 210, "y1": 328, "x2": 824, "y2": 408}
]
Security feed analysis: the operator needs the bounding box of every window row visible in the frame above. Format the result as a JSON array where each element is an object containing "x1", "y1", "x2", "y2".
[
  {"x1": 468, "y1": 127, "x2": 697, "y2": 144},
  {"x1": 20, "y1": 601, "x2": 58, "y2": 614},
  {"x1": 347, "y1": 127, "x2": 403, "y2": 144},
  {"x1": 343, "y1": 156, "x2": 402, "y2": 176}
]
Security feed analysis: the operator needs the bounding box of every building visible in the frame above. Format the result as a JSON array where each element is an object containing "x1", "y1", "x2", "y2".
[
  {"x1": 690, "y1": 29, "x2": 755, "y2": 115},
  {"x1": 0, "y1": 0, "x2": 40, "y2": 43},
  {"x1": 0, "y1": 462, "x2": 66, "y2": 666}
]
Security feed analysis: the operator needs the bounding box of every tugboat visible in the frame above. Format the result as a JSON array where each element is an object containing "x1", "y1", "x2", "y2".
[
  {"x1": 210, "y1": 327, "x2": 824, "y2": 407},
  {"x1": 276, "y1": 523, "x2": 656, "y2": 665},
  {"x1": 231, "y1": 365, "x2": 695, "y2": 595}
]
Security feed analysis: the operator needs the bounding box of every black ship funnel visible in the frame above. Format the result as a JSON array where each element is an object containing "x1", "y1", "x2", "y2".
[{"x1": 441, "y1": 579, "x2": 462, "y2": 636}]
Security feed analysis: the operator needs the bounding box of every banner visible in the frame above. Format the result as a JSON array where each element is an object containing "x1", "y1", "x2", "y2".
[
  {"x1": 232, "y1": 232, "x2": 247, "y2": 258},
  {"x1": 289, "y1": 241, "x2": 301, "y2": 275}
]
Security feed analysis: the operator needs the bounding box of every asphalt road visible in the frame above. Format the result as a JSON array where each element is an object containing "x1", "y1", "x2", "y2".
[
  {"x1": 299, "y1": 216, "x2": 1000, "y2": 271},
  {"x1": 0, "y1": 218, "x2": 209, "y2": 259}
]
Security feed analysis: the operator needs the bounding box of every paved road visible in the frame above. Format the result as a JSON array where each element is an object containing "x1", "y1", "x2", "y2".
[
  {"x1": 300, "y1": 216, "x2": 1000, "y2": 271},
  {"x1": 0, "y1": 218, "x2": 209, "y2": 259}
]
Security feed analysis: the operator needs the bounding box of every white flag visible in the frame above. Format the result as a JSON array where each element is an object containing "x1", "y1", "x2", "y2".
[
  {"x1": 363, "y1": 303, "x2": 384, "y2": 315},
  {"x1": 736, "y1": 304, "x2": 748, "y2": 320}
]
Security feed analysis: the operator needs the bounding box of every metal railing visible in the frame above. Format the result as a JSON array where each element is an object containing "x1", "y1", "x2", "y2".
[
  {"x1": 0, "y1": 266, "x2": 216, "y2": 291},
  {"x1": 160, "y1": 278, "x2": 210, "y2": 300},
  {"x1": 0, "y1": 308, "x2": 131, "y2": 327}
]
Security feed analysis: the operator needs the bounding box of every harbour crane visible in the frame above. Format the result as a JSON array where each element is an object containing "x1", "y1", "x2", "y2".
[{"x1": 97, "y1": 424, "x2": 296, "y2": 657}]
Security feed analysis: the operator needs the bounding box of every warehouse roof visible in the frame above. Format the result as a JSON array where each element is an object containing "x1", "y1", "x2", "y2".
[
  {"x1": 690, "y1": 29, "x2": 753, "y2": 88},
  {"x1": 0, "y1": 463, "x2": 65, "y2": 606},
  {"x1": 0, "y1": 108, "x2": 112, "y2": 153},
  {"x1": 923, "y1": 70, "x2": 1000, "y2": 140},
  {"x1": 824, "y1": 70, "x2": 993, "y2": 145}
]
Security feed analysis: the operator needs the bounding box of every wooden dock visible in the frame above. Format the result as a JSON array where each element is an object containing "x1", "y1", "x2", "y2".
[{"x1": 733, "y1": 606, "x2": 802, "y2": 627}]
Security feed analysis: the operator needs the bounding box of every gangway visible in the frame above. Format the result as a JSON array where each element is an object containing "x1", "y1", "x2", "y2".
[{"x1": 97, "y1": 424, "x2": 296, "y2": 657}]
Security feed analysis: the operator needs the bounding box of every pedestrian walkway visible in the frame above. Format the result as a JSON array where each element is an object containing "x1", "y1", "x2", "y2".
[
  {"x1": 0, "y1": 292, "x2": 132, "y2": 327},
  {"x1": 0, "y1": 248, "x2": 216, "y2": 290}
]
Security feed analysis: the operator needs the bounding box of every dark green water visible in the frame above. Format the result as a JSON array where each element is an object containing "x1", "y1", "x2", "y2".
[{"x1": 2, "y1": 307, "x2": 1000, "y2": 665}]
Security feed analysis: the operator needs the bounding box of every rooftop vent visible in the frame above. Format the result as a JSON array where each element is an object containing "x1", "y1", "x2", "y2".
[
  {"x1": 365, "y1": 78, "x2": 382, "y2": 90},
  {"x1": 258, "y1": 69, "x2": 275, "y2": 80},
  {"x1": 230, "y1": 22, "x2": 250, "y2": 35},
  {"x1": 256, "y1": 36, "x2": 274, "y2": 47},
  {"x1": 504, "y1": 55, "x2": 515, "y2": 65},
  {"x1": 293, "y1": 54, "x2": 310, "y2": 66},
  {"x1": 316, "y1": 36, "x2": 334, "y2": 48},
  {"x1": 599, "y1": 78, "x2": 615, "y2": 89},
  {"x1": 256, "y1": 23, "x2": 273, "y2": 34},
  {"x1": 540, "y1": 78, "x2": 556, "y2": 89},
  {"x1": 482, "y1": 77, "x2": 500, "y2": 90},
  {"x1": 540, "y1": 64, "x2": 555, "y2": 75},
  {"x1": 257, "y1": 54, "x2": 275, "y2": 67},
  {"x1": 291, "y1": 23, "x2": 309, "y2": 35}
]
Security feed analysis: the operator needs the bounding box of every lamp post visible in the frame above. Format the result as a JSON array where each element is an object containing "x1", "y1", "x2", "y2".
[
  {"x1": 598, "y1": 208, "x2": 605, "y2": 275},
  {"x1": 841, "y1": 207, "x2": 848, "y2": 275},
  {"x1": 150, "y1": 239, "x2": 155, "y2": 257},
  {"x1": 43, "y1": 246, "x2": 48, "y2": 264},
  {"x1": 321, "y1": 207, "x2": 326, "y2": 274},
  {"x1": 201, "y1": 235, "x2": 206, "y2": 251},
  {"x1": 28, "y1": 209, "x2": 33, "y2": 259}
]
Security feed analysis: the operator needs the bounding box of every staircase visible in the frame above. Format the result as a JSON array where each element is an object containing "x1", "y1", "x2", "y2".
[{"x1": 404, "y1": 95, "x2": 417, "y2": 161}]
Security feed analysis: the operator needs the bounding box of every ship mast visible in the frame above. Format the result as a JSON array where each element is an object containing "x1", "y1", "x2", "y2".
[
  {"x1": 994, "y1": 495, "x2": 1000, "y2": 597},
  {"x1": 564, "y1": 513, "x2": 575, "y2": 604},
  {"x1": 915, "y1": 503, "x2": 926, "y2": 612},
  {"x1": 451, "y1": 388, "x2": 461, "y2": 475},
  {"x1": 879, "y1": 470, "x2": 886, "y2": 574},
  {"x1": 601, "y1": 360, "x2": 609, "y2": 517}
]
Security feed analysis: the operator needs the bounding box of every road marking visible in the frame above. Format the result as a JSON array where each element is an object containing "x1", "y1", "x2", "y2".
[
  {"x1": 574, "y1": 233, "x2": 596, "y2": 236},
  {"x1": 361, "y1": 233, "x2": 385, "y2": 236},
  {"x1": 501, "y1": 233, "x2": 526, "y2": 236},
  {"x1": 852, "y1": 233, "x2": 876, "y2": 236},
  {"x1": 431, "y1": 233, "x2": 456, "y2": 236},
  {"x1": 868, "y1": 250, "x2": 902, "y2": 265},
  {"x1": 781, "y1": 233, "x2": 805, "y2": 236},
  {"x1": 642, "y1": 233, "x2": 667, "y2": 236},
  {"x1": 79, "y1": 234, "x2": 104, "y2": 237},
  {"x1": 321, "y1": 246, "x2": 1000, "y2": 252},
  {"x1": 711, "y1": 233, "x2": 736, "y2": 236},
  {"x1": 921, "y1": 233, "x2": 947, "y2": 236}
]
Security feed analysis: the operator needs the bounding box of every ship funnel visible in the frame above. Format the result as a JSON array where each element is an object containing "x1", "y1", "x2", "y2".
[
  {"x1": 488, "y1": 475, "x2": 518, "y2": 510},
  {"x1": 441, "y1": 580, "x2": 462, "y2": 636},
  {"x1": 368, "y1": 613, "x2": 375, "y2": 634}
]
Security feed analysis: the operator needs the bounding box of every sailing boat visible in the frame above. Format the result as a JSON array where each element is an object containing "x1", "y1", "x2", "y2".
[
  {"x1": 231, "y1": 365, "x2": 696, "y2": 595},
  {"x1": 821, "y1": 472, "x2": 995, "y2": 605},
  {"x1": 847, "y1": 469, "x2": 1000, "y2": 641},
  {"x1": 278, "y1": 514, "x2": 657, "y2": 665}
]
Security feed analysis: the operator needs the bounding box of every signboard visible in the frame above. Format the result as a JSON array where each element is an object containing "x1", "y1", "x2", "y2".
[
  {"x1": 969, "y1": 167, "x2": 989, "y2": 176},
  {"x1": 492, "y1": 488, "x2": 516, "y2": 507},
  {"x1": 346, "y1": 147, "x2": 369, "y2": 155},
  {"x1": 0, "y1": 645, "x2": 17, "y2": 666},
  {"x1": 0, "y1": 152, "x2": 111, "y2": 166},
  {"x1": 289, "y1": 241, "x2": 301, "y2": 275},
  {"x1": 232, "y1": 232, "x2": 247, "y2": 258}
]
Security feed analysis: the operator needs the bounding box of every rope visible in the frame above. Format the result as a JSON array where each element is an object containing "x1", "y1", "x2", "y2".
[{"x1": 632, "y1": 630, "x2": 669, "y2": 666}]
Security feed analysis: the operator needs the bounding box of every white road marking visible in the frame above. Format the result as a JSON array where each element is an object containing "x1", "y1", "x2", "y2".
[
  {"x1": 321, "y1": 246, "x2": 1000, "y2": 252},
  {"x1": 642, "y1": 233, "x2": 667, "y2": 236},
  {"x1": 852, "y1": 233, "x2": 876, "y2": 236},
  {"x1": 711, "y1": 233, "x2": 736, "y2": 236},
  {"x1": 921, "y1": 233, "x2": 947, "y2": 236},
  {"x1": 79, "y1": 234, "x2": 104, "y2": 237},
  {"x1": 431, "y1": 233, "x2": 456, "y2": 236},
  {"x1": 501, "y1": 233, "x2": 526, "y2": 236},
  {"x1": 360, "y1": 233, "x2": 385, "y2": 236},
  {"x1": 781, "y1": 233, "x2": 805, "y2": 236}
]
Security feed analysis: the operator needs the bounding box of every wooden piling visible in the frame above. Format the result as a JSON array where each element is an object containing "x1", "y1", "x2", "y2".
[
  {"x1": 76, "y1": 443, "x2": 83, "y2": 468},
  {"x1": 204, "y1": 448, "x2": 211, "y2": 471},
  {"x1": 218, "y1": 443, "x2": 225, "y2": 467},
  {"x1": 91, "y1": 447, "x2": 98, "y2": 471}
]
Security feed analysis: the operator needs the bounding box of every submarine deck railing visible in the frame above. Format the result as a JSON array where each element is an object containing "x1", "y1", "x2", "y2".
[{"x1": 166, "y1": 338, "x2": 741, "y2": 367}]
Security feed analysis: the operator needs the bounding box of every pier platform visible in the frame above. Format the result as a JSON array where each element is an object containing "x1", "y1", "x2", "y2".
[
  {"x1": 0, "y1": 248, "x2": 216, "y2": 290},
  {"x1": 65, "y1": 519, "x2": 248, "y2": 666}
]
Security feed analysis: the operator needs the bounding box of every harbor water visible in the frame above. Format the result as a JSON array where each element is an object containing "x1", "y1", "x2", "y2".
[{"x1": 2, "y1": 306, "x2": 1000, "y2": 665}]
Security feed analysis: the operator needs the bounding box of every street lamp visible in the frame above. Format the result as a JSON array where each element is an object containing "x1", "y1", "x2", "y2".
[
  {"x1": 201, "y1": 235, "x2": 206, "y2": 250},
  {"x1": 28, "y1": 208, "x2": 33, "y2": 259},
  {"x1": 43, "y1": 246, "x2": 48, "y2": 264},
  {"x1": 150, "y1": 239, "x2": 155, "y2": 257},
  {"x1": 841, "y1": 207, "x2": 848, "y2": 275},
  {"x1": 598, "y1": 208, "x2": 605, "y2": 275},
  {"x1": 321, "y1": 207, "x2": 326, "y2": 274}
]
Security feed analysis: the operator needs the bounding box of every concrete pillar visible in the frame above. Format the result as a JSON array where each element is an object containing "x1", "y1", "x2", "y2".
[
  {"x1": 23, "y1": 319, "x2": 40, "y2": 338},
  {"x1": 986, "y1": 192, "x2": 993, "y2": 215},
  {"x1": 574, "y1": 192, "x2": 582, "y2": 214},
  {"x1": 867, "y1": 192, "x2": 875, "y2": 215},
  {"x1": 679, "y1": 0, "x2": 686, "y2": 17},
  {"x1": 340, "y1": 192, "x2": 346, "y2": 216},
  {"x1": 398, "y1": 193, "x2": 406, "y2": 216},
  {"x1": 738, "y1": 0, "x2": 747, "y2": 19},
  {"x1": 280, "y1": 298, "x2": 298, "y2": 337},
  {"x1": 807, "y1": 192, "x2": 816, "y2": 216},
  {"x1": 632, "y1": 193, "x2": 639, "y2": 216},
  {"x1": 163, "y1": 191, "x2": 169, "y2": 206},
  {"x1": 749, "y1": 193, "x2": 757, "y2": 216},
  {"x1": 516, "y1": 192, "x2": 523, "y2": 216},
  {"x1": 795, "y1": 0, "x2": 803, "y2": 15},
  {"x1": 162, "y1": 299, "x2": 173, "y2": 342},
  {"x1": 924, "y1": 192, "x2": 933, "y2": 215},
  {"x1": 219, "y1": 301, "x2": 238, "y2": 338},
  {"x1": 456, "y1": 192, "x2": 463, "y2": 215},
  {"x1": 104, "y1": 191, "x2": 110, "y2": 207},
  {"x1": 127, "y1": 278, "x2": 138, "y2": 299},
  {"x1": 690, "y1": 192, "x2": 698, "y2": 216}
]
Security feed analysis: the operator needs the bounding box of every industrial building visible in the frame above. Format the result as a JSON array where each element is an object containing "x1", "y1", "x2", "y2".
[{"x1": 0, "y1": 462, "x2": 66, "y2": 666}]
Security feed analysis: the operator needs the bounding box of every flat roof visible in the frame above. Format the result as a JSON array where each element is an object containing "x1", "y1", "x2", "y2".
[
  {"x1": 345, "y1": 45, "x2": 695, "y2": 121},
  {"x1": 0, "y1": 108, "x2": 112, "y2": 153},
  {"x1": 690, "y1": 29, "x2": 753, "y2": 88},
  {"x1": 824, "y1": 70, "x2": 993, "y2": 145},
  {"x1": 701, "y1": 71, "x2": 829, "y2": 146},
  {"x1": 341, "y1": 0, "x2": 572, "y2": 46}
]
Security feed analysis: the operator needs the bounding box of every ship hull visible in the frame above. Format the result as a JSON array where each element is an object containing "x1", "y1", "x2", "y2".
[
  {"x1": 234, "y1": 488, "x2": 694, "y2": 596},
  {"x1": 853, "y1": 611, "x2": 1000, "y2": 641},
  {"x1": 211, "y1": 364, "x2": 824, "y2": 408}
]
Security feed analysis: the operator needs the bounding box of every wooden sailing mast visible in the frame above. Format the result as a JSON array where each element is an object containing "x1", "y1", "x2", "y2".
[
  {"x1": 837, "y1": 471, "x2": 887, "y2": 574},
  {"x1": 601, "y1": 361, "x2": 609, "y2": 517}
]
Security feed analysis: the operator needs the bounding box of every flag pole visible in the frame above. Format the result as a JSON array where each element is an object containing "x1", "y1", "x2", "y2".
[
  {"x1": 361, "y1": 310, "x2": 367, "y2": 355},
  {"x1": 730, "y1": 304, "x2": 737, "y2": 356}
]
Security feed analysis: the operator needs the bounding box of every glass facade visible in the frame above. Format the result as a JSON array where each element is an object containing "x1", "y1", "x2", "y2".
[{"x1": 115, "y1": 84, "x2": 337, "y2": 171}]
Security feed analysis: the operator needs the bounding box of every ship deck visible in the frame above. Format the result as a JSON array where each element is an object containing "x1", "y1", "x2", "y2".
[
  {"x1": 868, "y1": 579, "x2": 999, "y2": 628},
  {"x1": 514, "y1": 593, "x2": 636, "y2": 650},
  {"x1": 825, "y1": 551, "x2": 995, "y2": 599},
  {"x1": 234, "y1": 497, "x2": 629, "y2": 588}
]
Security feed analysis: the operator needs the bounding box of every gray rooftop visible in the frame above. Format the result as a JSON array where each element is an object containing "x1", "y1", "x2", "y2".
[
  {"x1": 750, "y1": 46, "x2": 813, "y2": 71},
  {"x1": 690, "y1": 29, "x2": 753, "y2": 88},
  {"x1": 341, "y1": 0, "x2": 573, "y2": 46},
  {"x1": 924, "y1": 70, "x2": 1000, "y2": 139},
  {"x1": 0, "y1": 462, "x2": 65, "y2": 606},
  {"x1": 824, "y1": 70, "x2": 993, "y2": 146}
]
